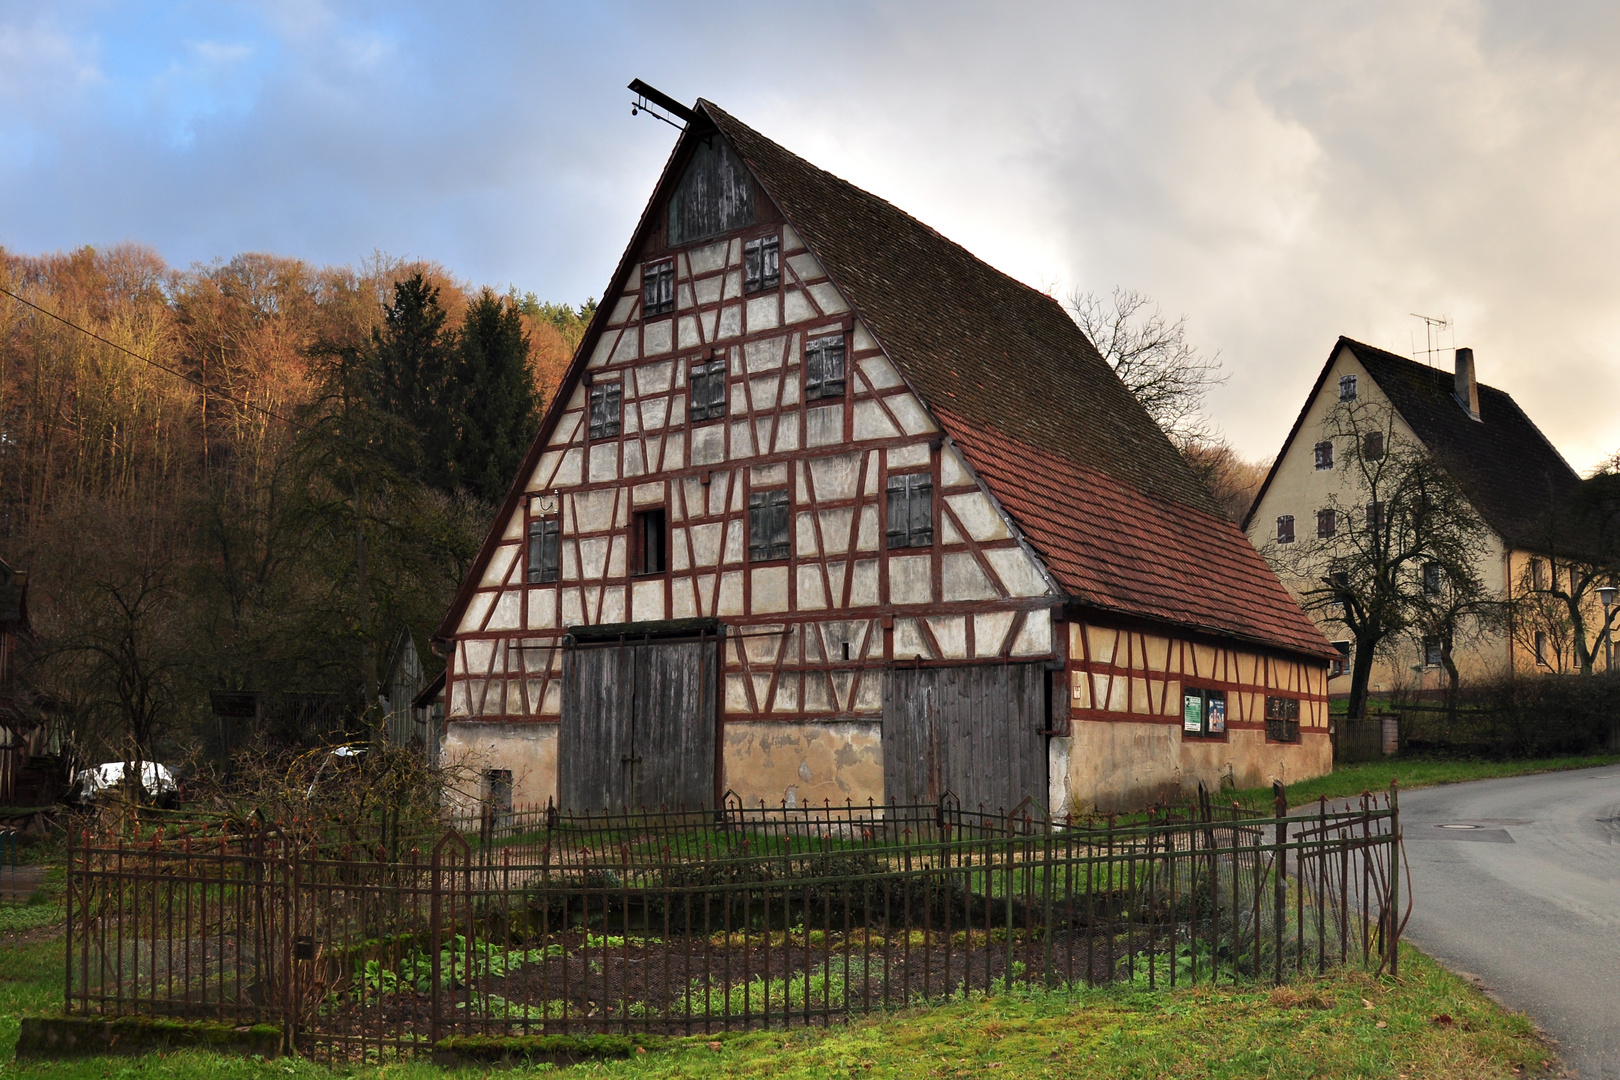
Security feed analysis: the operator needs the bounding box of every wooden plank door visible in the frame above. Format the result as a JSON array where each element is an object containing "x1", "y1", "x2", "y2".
[
  {"x1": 559, "y1": 636, "x2": 720, "y2": 812},
  {"x1": 882, "y1": 663, "x2": 1048, "y2": 813}
]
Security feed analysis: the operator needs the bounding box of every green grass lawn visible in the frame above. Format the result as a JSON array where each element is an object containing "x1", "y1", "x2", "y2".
[
  {"x1": 1238, "y1": 753, "x2": 1620, "y2": 810},
  {"x1": 0, "y1": 925, "x2": 1554, "y2": 1079}
]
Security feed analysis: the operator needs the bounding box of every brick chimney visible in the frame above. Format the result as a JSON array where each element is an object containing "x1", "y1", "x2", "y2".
[{"x1": 1453, "y1": 347, "x2": 1481, "y2": 421}]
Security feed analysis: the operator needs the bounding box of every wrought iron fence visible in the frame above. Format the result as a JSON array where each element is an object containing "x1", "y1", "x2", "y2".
[{"x1": 65, "y1": 786, "x2": 1406, "y2": 1061}]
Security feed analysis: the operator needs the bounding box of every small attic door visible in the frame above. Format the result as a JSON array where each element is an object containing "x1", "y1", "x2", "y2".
[{"x1": 559, "y1": 622, "x2": 722, "y2": 812}]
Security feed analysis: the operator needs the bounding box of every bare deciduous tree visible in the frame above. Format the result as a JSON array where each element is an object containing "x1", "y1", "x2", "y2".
[{"x1": 1069, "y1": 287, "x2": 1226, "y2": 446}]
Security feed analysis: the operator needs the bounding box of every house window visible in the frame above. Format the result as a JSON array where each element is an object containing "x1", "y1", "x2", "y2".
[
  {"x1": 643, "y1": 260, "x2": 674, "y2": 315},
  {"x1": 1182, "y1": 688, "x2": 1226, "y2": 739},
  {"x1": 1530, "y1": 558, "x2": 1546, "y2": 590},
  {"x1": 1265, "y1": 696, "x2": 1301, "y2": 742},
  {"x1": 1535, "y1": 630, "x2": 1548, "y2": 664},
  {"x1": 1329, "y1": 641, "x2": 1351, "y2": 678},
  {"x1": 805, "y1": 333, "x2": 847, "y2": 399},
  {"x1": 1317, "y1": 509, "x2": 1336, "y2": 539},
  {"x1": 634, "y1": 508, "x2": 667, "y2": 575},
  {"x1": 690, "y1": 357, "x2": 727, "y2": 422},
  {"x1": 527, "y1": 517, "x2": 560, "y2": 584},
  {"x1": 1314, "y1": 441, "x2": 1334, "y2": 470},
  {"x1": 1276, "y1": 515, "x2": 1295, "y2": 544},
  {"x1": 886, "y1": 472, "x2": 934, "y2": 549},
  {"x1": 589, "y1": 383, "x2": 622, "y2": 440},
  {"x1": 1423, "y1": 562, "x2": 1442, "y2": 595},
  {"x1": 1339, "y1": 374, "x2": 1358, "y2": 401},
  {"x1": 1363, "y1": 431, "x2": 1385, "y2": 460},
  {"x1": 748, "y1": 487, "x2": 791, "y2": 562},
  {"x1": 744, "y1": 235, "x2": 780, "y2": 292},
  {"x1": 1365, "y1": 501, "x2": 1384, "y2": 533},
  {"x1": 1423, "y1": 637, "x2": 1443, "y2": 668}
]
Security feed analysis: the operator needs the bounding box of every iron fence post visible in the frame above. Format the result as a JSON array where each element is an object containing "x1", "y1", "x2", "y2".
[{"x1": 1388, "y1": 780, "x2": 1400, "y2": 977}]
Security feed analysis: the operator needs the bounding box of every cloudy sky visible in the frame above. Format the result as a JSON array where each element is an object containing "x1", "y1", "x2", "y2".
[{"x1": 4, "y1": 1, "x2": 1620, "y2": 472}]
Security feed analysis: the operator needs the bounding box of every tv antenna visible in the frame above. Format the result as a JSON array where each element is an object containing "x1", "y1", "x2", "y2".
[
  {"x1": 628, "y1": 79, "x2": 692, "y2": 131},
  {"x1": 1409, "y1": 313, "x2": 1453, "y2": 369}
]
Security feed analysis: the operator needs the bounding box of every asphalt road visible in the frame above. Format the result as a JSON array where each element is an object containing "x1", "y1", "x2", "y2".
[{"x1": 1395, "y1": 765, "x2": 1620, "y2": 1079}]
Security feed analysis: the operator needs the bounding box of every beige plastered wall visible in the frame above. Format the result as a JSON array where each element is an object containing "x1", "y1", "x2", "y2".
[
  {"x1": 1247, "y1": 342, "x2": 1516, "y2": 697},
  {"x1": 721, "y1": 720, "x2": 884, "y2": 808},
  {"x1": 439, "y1": 721, "x2": 558, "y2": 816}
]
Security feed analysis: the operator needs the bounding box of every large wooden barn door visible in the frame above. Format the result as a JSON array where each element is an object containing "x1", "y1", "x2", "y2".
[
  {"x1": 883, "y1": 663, "x2": 1048, "y2": 813},
  {"x1": 559, "y1": 630, "x2": 720, "y2": 812}
]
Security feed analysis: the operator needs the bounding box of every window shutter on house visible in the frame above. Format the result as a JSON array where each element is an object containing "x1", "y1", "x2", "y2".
[
  {"x1": 589, "y1": 384, "x2": 622, "y2": 439},
  {"x1": 748, "y1": 488, "x2": 791, "y2": 562},
  {"x1": 690, "y1": 359, "x2": 727, "y2": 421},
  {"x1": 886, "y1": 473, "x2": 934, "y2": 548},
  {"x1": 528, "y1": 518, "x2": 560, "y2": 583},
  {"x1": 806, "y1": 334, "x2": 846, "y2": 399}
]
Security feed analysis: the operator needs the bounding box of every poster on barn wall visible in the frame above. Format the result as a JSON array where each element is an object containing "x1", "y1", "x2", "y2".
[{"x1": 1183, "y1": 693, "x2": 1203, "y2": 733}]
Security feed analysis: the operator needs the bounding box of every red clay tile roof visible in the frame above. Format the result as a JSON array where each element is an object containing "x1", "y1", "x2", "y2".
[{"x1": 943, "y1": 411, "x2": 1336, "y2": 658}]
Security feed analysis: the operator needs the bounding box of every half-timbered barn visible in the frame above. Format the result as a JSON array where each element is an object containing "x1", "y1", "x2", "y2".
[{"x1": 433, "y1": 97, "x2": 1336, "y2": 815}]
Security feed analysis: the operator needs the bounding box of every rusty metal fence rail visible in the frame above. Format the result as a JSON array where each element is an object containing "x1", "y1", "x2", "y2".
[{"x1": 66, "y1": 786, "x2": 1406, "y2": 1061}]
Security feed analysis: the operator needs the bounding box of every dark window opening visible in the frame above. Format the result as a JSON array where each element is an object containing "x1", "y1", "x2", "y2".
[
  {"x1": 806, "y1": 333, "x2": 846, "y2": 399},
  {"x1": 1314, "y1": 441, "x2": 1334, "y2": 470},
  {"x1": 484, "y1": 768, "x2": 513, "y2": 828},
  {"x1": 748, "y1": 487, "x2": 791, "y2": 562},
  {"x1": 1423, "y1": 637, "x2": 1443, "y2": 668},
  {"x1": 635, "y1": 508, "x2": 667, "y2": 575},
  {"x1": 1339, "y1": 374, "x2": 1358, "y2": 401},
  {"x1": 589, "y1": 383, "x2": 622, "y2": 440},
  {"x1": 1276, "y1": 515, "x2": 1295, "y2": 544},
  {"x1": 1329, "y1": 641, "x2": 1351, "y2": 678},
  {"x1": 690, "y1": 357, "x2": 727, "y2": 421},
  {"x1": 528, "y1": 517, "x2": 560, "y2": 584},
  {"x1": 745, "y1": 235, "x2": 780, "y2": 292},
  {"x1": 1317, "y1": 509, "x2": 1336, "y2": 539},
  {"x1": 1535, "y1": 630, "x2": 1548, "y2": 664},
  {"x1": 1363, "y1": 431, "x2": 1385, "y2": 460},
  {"x1": 1364, "y1": 501, "x2": 1384, "y2": 533},
  {"x1": 643, "y1": 261, "x2": 674, "y2": 315},
  {"x1": 886, "y1": 472, "x2": 934, "y2": 549},
  {"x1": 1182, "y1": 687, "x2": 1226, "y2": 739},
  {"x1": 1265, "y1": 696, "x2": 1301, "y2": 742},
  {"x1": 1423, "y1": 562, "x2": 1442, "y2": 595}
]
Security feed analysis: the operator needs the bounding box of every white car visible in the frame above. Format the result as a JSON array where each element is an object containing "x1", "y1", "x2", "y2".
[{"x1": 71, "y1": 761, "x2": 178, "y2": 803}]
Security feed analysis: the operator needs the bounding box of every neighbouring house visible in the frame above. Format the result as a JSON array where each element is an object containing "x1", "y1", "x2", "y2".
[
  {"x1": 1243, "y1": 337, "x2": 1603, "y2": 696},
  {"x1": 432, "y1": 96, "x2": 1335, "y2": 816}
]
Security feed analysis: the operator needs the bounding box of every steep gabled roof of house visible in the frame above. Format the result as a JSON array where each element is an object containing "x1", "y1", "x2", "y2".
[
  {"x1": 1244, "y1": 337, "x2": 1581, "y2": 550},
  {"x1": 436, "y1": 100, "x2": 1331, "y2": 660},
  {"x1": 945, "y1": 413, "x2": 1334, "y2": 657}
]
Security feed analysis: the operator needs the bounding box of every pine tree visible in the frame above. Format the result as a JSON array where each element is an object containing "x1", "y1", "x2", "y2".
[{"x1": 444, "y1": 289, "x2": 538, "y2": 502}]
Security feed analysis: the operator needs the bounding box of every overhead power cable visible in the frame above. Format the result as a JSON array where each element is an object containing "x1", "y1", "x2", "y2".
[{"x1": 0, "y1": 282, "x2": 307, "y2": 431}]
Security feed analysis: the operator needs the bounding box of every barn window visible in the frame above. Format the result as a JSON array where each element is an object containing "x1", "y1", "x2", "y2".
[
  {"x1": 1363, "y1": 431, "x2": 1385, "y2": 460},
  {"x1": 1339, "y1": 374, "x2": 1358, "y2": 401},
  {"x1": 1423, "y1": 562, "x2": 1442, "y2": 595},
  {"x1": 1423, "y1": 637, "x2": 1443, "y2": 668},
  {"x1": 1264, "y1": 696, "x2": 1301, "y2": 742},
  {"x1": 527, "y1": 517, "x2": 560, "y2": 584},
  {"x1": 1329, "y1": 641, "x2": 1351, "y2": 677},
  {"x1": 886, "y1": 473, "x2": 934, "y2": 549},
  {"x1": 689, "y1": 358, "x2": 727, "y2": 421},
  {"x1": 643, "y1": 260, "x2": 674, "y2": 315},
  {"x1": 805, "y1": 333, "x2": 846, "y2": 399},
  {"x1": 634, "y1": 508, "x2": 667, "y2": 575},
  {"x1": 1182, "y1": 688, "x2": 1226, "y2": 738},
  {"x1": 483, "y1": 769, "x2": 513, "y2": 828},
  {"x1": 1317, "y1": 509, "x2": 1336, "y2": 539},
  {"x1": 1314, "y1": 441, "x2": 1334, "y2": 470},
  {"x1": 748, "y1": 487, "x2": 791, "y2": 562},
  {"x1": 1365, "y1": 501, "x2": 1384, "y2": 533},
  {"x1": 589, "y1": 383, "x2": 622, "y2": 440},
  {"x1": 1276, "y1": 515, "x2": 1295, "y2": 544},
  {"x1": 744, "y1": 235, "x2": 780, "y2": 292}
]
